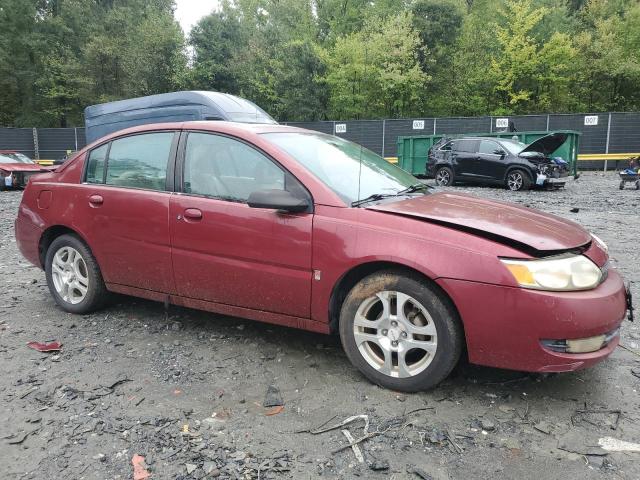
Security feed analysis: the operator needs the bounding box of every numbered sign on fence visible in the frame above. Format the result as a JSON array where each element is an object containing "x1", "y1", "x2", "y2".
[
  {"x1": 584, "y1": 115, "x2": 599, "y2": 126},
  {"x1": 495, "y1": 118, "x2": 509, "y2": 129},
  {"x1": 335, "y1": 123, "x2": 346, "y2": 133},
  {"x1": 412, "y1": 120, "x2": 425, "y2": 130}
]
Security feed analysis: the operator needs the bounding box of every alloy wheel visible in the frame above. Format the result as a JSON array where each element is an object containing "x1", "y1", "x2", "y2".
[
  {"x1": 352, "y1": 291, "x2": 438, "y2": 378},
  {"x1": 51, "y1": 246, "x2": 89, "y2": 304},
  {"x1": 436, "y1": 169, "x2": 451, "y2": 186},
  {"x1": 507, "y1": 172, "x2": 524, "y2": 191}
]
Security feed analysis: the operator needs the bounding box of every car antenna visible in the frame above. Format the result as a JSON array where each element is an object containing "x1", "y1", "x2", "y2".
[{"x1": 356, "y1": 142, "x2": 363, "y2": 203}]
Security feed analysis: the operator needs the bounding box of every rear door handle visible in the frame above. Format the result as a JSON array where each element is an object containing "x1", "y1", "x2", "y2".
[
  {"x1": 88, "y1": 194, "x2": 103, "y2": 206},
  {"x1": 183, "y1": 208, "x2": 203, "y2": 221}
]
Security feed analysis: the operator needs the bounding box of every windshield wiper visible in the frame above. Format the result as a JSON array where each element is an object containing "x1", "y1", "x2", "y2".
[
  {"x1": 395, "y1": 183, "x2": 431, "y2": 195},
  {"x1": 351, "y1": 183, "x2": 432, "y2": 207},
  {"x1": 352, "y1": 183, "x2": 430, "y2": 207},
  {"x1": 351, "y1": 193, "x2": 395, "y2": 207}
]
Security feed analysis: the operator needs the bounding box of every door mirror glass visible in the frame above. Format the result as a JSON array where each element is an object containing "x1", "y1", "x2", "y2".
[{"x1": 247, "y1": 189, "x2": 310, "y2": 213}]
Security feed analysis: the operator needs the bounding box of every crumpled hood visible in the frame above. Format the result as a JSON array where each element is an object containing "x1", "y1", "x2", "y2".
[
  {"x1": 367, "y1": 192, "x2": 592, "y2": 252},
  {"x1": 520, "y1": 132, "x2": 568, "y2": 156},
  {"x1": 0, "y1": 163, "x2": 47, "y2": 173}
]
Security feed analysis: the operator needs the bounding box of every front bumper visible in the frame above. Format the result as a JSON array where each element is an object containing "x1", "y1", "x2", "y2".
[
  {"x1": 437, "y1": 269, "x2": 628, "y2": 372},
  {"x1": 536, "y1": 174, "x2": 573, "y2": 187}
]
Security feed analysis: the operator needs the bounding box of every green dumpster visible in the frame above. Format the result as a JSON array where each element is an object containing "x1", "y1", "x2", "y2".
[{"x1": 396, "y1": 130, "x2": 581, "y2": 177}]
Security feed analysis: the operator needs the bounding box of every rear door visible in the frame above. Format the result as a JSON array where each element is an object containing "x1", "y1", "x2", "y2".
[
  {"x1": 169, "y1": 131, "x2": 313, "y2": 318},
  {"x1": 78, "y1": 131, "x2": 178, "y2": 293},
  {"x1": 451, "y1": 139, "x2": 479, "y2": 177},
  {"x1": 477, "y1": 139, "x2": 508, "y2": 180}
]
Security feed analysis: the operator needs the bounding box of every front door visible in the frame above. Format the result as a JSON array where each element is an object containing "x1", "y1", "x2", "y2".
[
  {"x1": 476, "y1": 139, "x2": 508, "y2": 180},
  {"x1": 78, "y1": 131, "x2": 177, "y2": 293},
  {"x1": 169, "y1": 131, "x2": 313, "y2": 318}
]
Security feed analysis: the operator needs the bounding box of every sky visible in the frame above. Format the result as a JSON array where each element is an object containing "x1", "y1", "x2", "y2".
[{"x1": 174, "y1": 0, "x2": 220, "y2": 34}]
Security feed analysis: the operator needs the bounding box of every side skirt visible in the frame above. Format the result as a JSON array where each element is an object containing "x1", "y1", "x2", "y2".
[{"x1": 105, "y1": 283, "x2": 330, "y2": 334}]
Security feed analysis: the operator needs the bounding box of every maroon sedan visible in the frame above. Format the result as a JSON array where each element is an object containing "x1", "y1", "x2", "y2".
[
  {"x1": 0, "y1": 151, "x2": 51, "y2": 190},
  {"x1": 15, "y1": 122, "x2": 632, "y2": 391}
]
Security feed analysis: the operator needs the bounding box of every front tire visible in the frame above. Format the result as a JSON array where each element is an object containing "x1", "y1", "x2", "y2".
[
  {"x1": 45, "y1": 234, "x2": 108, "y2": 314},
  {"x1": 339, "y1": 270, "x2": 463, "y2": 392},
  {"x1": 435, "y1": 166, "x2": 454, "y2": 187},
  {"x1": 506, "y1": 169, "x2": 531, "y2": 191}
]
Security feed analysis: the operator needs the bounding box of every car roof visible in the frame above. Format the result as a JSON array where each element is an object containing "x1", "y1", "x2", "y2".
[
  {"x1": 448, "y1": 137, "x2": 508, "y2": 141},
  {"x1": 84, "y1": 91, "x2": 276, "y2": 122},
  {"x1": 87, "y1": 121, "x2": 313, "y2": 145}
]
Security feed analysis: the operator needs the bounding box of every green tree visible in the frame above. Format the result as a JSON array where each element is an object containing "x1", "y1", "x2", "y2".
[{"x1": 322, "y1": 12, "x2": 429, "y2": 119}]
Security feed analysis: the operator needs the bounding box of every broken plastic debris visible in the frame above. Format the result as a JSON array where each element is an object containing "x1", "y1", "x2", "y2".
[
  {"x1": 598, "y1": 437, "x2": 640, "y2": 453},
  {"x1": 132, "y1": 454, "x2": 150, "y2": 480},
  {"x1": 27, "y1": 341, "x2": 62, "y2": 352},
  {"x1": 265, "y1": 405, "x2": 285, "y2": 416}
]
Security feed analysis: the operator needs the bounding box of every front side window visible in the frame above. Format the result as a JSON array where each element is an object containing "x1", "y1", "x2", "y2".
[
  {"x1": 478, "y1": 140, "x2": 501, "y2": 155},
  {"x1": 184, "y1": 132, "x2": 291, "y2": 202},
  {"x1": 104, "y1": 132, "x2": 173, "y2": 191},
  {"x1": 438, "y1": 141, "x2": 453, "y2": 151}
]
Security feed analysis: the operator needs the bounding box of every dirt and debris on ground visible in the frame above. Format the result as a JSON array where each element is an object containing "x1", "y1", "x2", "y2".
[{"x1": 0, "y1": 172, "x2": 639, "y2": 479}]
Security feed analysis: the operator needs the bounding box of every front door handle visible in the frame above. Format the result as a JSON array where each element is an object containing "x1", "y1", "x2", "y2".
[
  {"x1": 88, "y1": 194, "x2": 103, "y2": 206},
  {"x1": 183, "y1": 208, "x2": 203, "y2": 221}
]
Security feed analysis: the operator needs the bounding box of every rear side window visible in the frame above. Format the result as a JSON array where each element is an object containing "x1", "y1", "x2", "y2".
[
  {"x1": 85, "y1": 143, "x2": 108, "y2": 183},
  {"x1": 454, "y1": 139, "x2": 478, "y2": 153},
  {"x1": 105, "y1": 133, "x2": 173, "y2": 191}
]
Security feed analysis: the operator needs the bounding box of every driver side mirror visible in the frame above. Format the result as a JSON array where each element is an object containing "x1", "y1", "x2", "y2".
[
  {"x1": 247, "y1": 189, "x2": 311, "y2": 213},
  {"x1": 493, "y1": 149, "x2": 506, "y2": 157}
]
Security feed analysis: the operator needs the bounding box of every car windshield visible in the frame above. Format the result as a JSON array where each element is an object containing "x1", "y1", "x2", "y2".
[
  {"x1": 0, "y1": 152, "x2": 34, "y2": 164},
  {"x1": 263, "y1": 132, "x2": 423, "y2": 205},
  {"x1": 501, "y1": 140, "x2": 527, "y2": 155}
]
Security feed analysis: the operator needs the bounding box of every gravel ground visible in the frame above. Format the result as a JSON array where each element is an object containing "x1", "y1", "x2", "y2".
[{"x1": 1, "y1": 171, "x2": 639, "y2": 480}]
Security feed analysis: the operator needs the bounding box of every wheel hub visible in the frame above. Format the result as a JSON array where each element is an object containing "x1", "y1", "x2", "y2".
[{"x1": 352, "y1": 291, "x2": 438, "y2": 378}]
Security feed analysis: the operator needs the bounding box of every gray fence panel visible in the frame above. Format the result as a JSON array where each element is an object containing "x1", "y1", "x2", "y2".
[
  {"x1": 435, "y1": 116, "x2": 492, "y2": 134},
  {"x1": 284, "y1": 121, "x2": 334, "y2": 135},
  {"x1": 608, "y1": 113, "x2": 640, "y2": 154},
  {"x1": 548, "y1": 114, "x2": 607, "y2": 154},
  {"x1": 505, "y1": 115, "x2": 548, "y2": 132},
  {"x1": 76, "y1": 128, "x2": 87, "y2": 150},
  {"x1": 333, "y1": 120, "x2": 384, "y2": 155},
  {"x1": 0, "y1": 128, "x2": 35, "y2": 157},
  {"x1": 384, "y1": 119, "x2": 435, "y2": 157},
  {"x1": 37, "y1": 128, "x2": 77, "y2": 160}
]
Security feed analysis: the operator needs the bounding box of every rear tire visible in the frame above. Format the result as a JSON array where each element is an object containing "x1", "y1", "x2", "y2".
[
  {"x1": 506, "y1": 169, "x2": 531, "y2": 191},
  {"x1": 619, "y1": 181, "x2": 625, "y2": 190},
  {"x1": 45, "y1": 234, "x2": 108, "y2": 314},
  {"x1": 339, "y1": 270, "x2": 463, "y2": 392},
  {"x1": 435, "y1": 166, "x2": 454, "y2": 187}
]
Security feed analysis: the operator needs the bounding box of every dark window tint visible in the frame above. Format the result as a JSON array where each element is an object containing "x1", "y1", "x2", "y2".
[
  {"x1": 85, "y1": 143, "x2": 108, "y2": 183},
  {"x1": 105, "y1": 133, "x2": 173, "y2": 191},
  {"x1": 184, "y1": 133, "x2": 287, "y2": 202},
  {"x1": 454, "y1": 139, "x2": 478, "y2": 153},
  {"x1": 478, "y1": 140, "x2": 501, "y2": 155},
  {"x1": 439, "y1": 141, "x2": 453, "y2": 151}
]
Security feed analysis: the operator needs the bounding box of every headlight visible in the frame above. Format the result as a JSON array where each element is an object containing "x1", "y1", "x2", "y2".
[{"x1": 501, "y1": 254, "x2": 603, "y2": 291}]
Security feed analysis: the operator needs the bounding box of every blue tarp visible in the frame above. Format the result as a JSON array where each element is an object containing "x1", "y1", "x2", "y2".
[{"x1": 84, "y1": 91, "x2": 277, "y2": 143}]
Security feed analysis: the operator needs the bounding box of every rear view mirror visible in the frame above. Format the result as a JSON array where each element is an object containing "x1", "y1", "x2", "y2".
[
  {"x1": 493, "y1": 149, "x2": 506, "y2": 156},
  {"x1": 247, "y1": 189, "x2": 310, "y2": 213}
]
